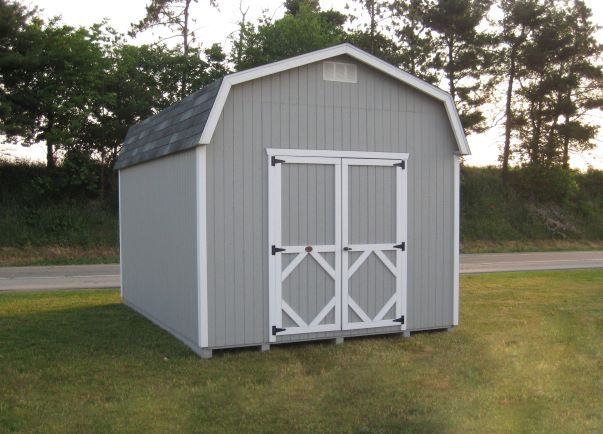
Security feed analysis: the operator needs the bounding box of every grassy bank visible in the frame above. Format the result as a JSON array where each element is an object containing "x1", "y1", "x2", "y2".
[
  {"x1": 0, "y1": 159, "x2": 119, "y2": 265},
  {"x1": 461, "y1": 166, "x2": 603, "y2": 243},
  {"x1": 0, "y1": 269, "x2": 601, "y2": 432}
]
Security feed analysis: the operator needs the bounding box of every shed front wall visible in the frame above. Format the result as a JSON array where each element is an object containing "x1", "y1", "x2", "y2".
[
  {"x1": 206, "y1": 55, "x2": 456, "y2": 348},
  {"x1": 120, "y1": 149, "x2": 199, "y2": 348}
]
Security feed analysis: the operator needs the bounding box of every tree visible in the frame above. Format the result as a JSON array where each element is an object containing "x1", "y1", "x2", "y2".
[
  {"x1": 496, "y1": 0, "x2": 544, "y2": 182},
  {"x1": 347, "y1": 0, "x2": 390, "y2": 55},
  {"x1": 0, "y1": 19, "x2": 107, "y2": 168},
  {"x1": 230, "y1": 3, "x2": 346, "y2": 71},
  {"x1": 130, "y1": 0, "x2": 219, "y2": 97},
  {"x1": 426, "y1": 0, "x2": 494, "y2": 133},
  {"x1": 80, "y1": 33, "x2": 226, "y2": 196},
  {"x1": 390, "y1": 0, "x2": 438, "y2": 83},
  {"x1": 514, "y1": 0, "x2": 603, "y2": 169},
  {"x1": 0, "y1": 0, "x2": 36, "y2": 128}
]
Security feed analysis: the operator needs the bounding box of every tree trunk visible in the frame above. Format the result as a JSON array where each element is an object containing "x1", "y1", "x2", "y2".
[
  {"x1": 562, "y1": 113, "x2": 571, "y2": 169},
  {"x1": 369, "y1": 1, "x2": 376, "y2": 54},
  {"x1": 46, "y1": 141, "x2": 55, "y2": 169},
  {"x1": 181, "y1": 0, "x2": 191, "y2": 98},
  {"x1": 501, "y1": 44, "x2": 517, "y2": 184},
  {"x1": 447, "y1": 36, "x2": 456, "y2": 101}
]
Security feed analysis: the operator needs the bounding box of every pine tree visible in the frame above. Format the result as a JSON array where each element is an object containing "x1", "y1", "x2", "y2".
[{"x1": 426, "y1": 0, "x2": 494, "y2": 133}]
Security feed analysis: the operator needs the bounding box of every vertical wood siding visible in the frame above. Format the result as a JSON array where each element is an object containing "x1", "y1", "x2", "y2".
[
  {"x1": 206, "y1": 55, "x2": 457, "y2": 347},
  {"x1": 121, "y1": 150, "x2": 198, "y2": 347}
]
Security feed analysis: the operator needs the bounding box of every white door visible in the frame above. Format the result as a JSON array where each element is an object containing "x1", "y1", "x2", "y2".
[
  {"x1": 268, "y1": 155, "x2": 342, "y2": 342},
  {"x1": 341, "y1": 158, "x2": 407, "y2": 330},
  {"x1": 268, "y1": 151, "x2": 407, "y2": 341}
]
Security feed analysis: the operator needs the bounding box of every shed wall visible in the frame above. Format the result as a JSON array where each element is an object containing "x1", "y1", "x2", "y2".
[
  {"x1": 206, "y1": 55, "x2": 456, "y2": 348},
  {"x1": 120, "y1": 149, "x2": 199, "y2": 347}
]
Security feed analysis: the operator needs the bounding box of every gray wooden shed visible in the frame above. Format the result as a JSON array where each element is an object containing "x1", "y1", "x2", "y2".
[{"x1": 116, "y1": 44, "x2": 470, "y2": 358}]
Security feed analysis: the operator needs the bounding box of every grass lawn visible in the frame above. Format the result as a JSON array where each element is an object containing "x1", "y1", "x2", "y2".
[
  {"x1": 461, "y1": 239, "x2": 603, "y2": 254},
  {"x1": 0, "y1": 246, "x2": 119, "y2": 267},
  {"x1": 0, "y1": 270, "x2": 601, "y2": 433}
]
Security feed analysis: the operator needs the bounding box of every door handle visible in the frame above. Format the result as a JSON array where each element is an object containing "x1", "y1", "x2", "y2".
[{"x1": 343, "y1": 247, "x2": 352, "y2": 251}]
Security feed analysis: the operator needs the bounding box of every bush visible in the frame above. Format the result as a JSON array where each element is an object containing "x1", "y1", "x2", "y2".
[{"x1": 0, "y1": 158, "x2": 118, "y2": 248}]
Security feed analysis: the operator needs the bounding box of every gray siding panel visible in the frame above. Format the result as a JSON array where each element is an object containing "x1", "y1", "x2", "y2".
[
  {"x1": 207, "y1": 55, "x2": 457, "y2": 347},
  {"x1": 120, "y1": 149, "x2": 198, "y2": 345}
]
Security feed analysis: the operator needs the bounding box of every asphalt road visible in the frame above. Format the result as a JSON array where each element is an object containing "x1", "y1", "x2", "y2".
[{"x1": 0, "y1": 251, "x2": 602, "y2": 292}]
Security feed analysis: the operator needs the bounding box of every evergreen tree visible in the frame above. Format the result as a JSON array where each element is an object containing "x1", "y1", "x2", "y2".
[
  {"x1": 515, "y1": 0, "x2": 603, "y2": 169},
  {"x1": 390, "y1": 0, "x2": 438, "y2": 83},
  {"x1": 426, "y1": 0, "x2": 494, "y2": 133},
  {"x1": 496, "y1": 0, "x2": 545, "y2": 181}
]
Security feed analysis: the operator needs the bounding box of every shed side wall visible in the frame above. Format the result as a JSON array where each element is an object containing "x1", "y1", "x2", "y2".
[
  {"x1": 120, "y1": 149, "x2": 199, "y2": 346},
  {"x1": 206, "y1": 56, "x2": 456, "y2": 347}
]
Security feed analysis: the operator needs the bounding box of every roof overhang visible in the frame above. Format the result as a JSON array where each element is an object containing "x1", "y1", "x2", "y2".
[{"x1": 199, "y1": 43, "x2": 470, "y2": 155}]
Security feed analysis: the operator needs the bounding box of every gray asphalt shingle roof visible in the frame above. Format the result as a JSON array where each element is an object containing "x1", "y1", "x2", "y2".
[{"x1": 114, "y1": 78, "x2": 222, "y2": 170}]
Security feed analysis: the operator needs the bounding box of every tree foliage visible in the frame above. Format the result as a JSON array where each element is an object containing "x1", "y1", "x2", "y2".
[
  {"x1": 390, "y1": 0, "x2": 439, "y2": 83},
  {"x1": 426, "y1": 0, "x2": 495, "y2": 133},
  {"x1": 496, "y1": 0, "x2": 545, "y2": 181},
  {"x1": 513, "y1": 0, "x2": 603, "y2": 169},
  {"x1": 0, "y1": 0, "x2": 602, "y2": 187},
  {"x1": 0, "y1": 18, "x2": 108, "y2": 167},
  {"x1": 230, "y1": 3, "x2": 346, "y2": 71},
  {"x1": 130, "y1": 0, "x2": 222, "y2": 96}
]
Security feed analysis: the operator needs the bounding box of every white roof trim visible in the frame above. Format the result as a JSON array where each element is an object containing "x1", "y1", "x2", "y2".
[{"x1": 199, "y1": 43, "x2": 470, "y2": 155}]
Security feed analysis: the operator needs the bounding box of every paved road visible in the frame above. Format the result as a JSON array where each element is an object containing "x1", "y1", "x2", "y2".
[{"x1": 0, "y1": 251, "x2": 602, "y2": 291}]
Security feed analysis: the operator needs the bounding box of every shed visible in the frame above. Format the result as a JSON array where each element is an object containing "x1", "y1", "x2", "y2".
[{"x1": 115, "y1": 43, "x2": 470, "y2": 358}]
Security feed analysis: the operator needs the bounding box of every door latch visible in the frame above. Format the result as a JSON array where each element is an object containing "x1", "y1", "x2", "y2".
[{"x1": 343, "y1": 247, "x2": 352, "y2": 251}]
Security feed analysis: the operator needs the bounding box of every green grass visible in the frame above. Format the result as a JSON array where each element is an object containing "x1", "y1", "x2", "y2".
[
  {"x1": 461, "y1": 239, "x2": 603, "y2": 253},
  {"x1": 0, "y1": 270, "x2": 602, "y2": 433},
  {"x1": 0, "y1": 246, "x2": 119, "y2": 267}
]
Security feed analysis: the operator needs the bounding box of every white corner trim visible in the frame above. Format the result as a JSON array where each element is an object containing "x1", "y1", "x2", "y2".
[
  {"x1": 196, "y1": 145, "x2": 209, "y2": 348},
  {"x1": 266, "y1": 148, "x2": 409, "y2": 160},
  {"x1": 199, "y1": 43, "x2": 470, "y2": 155},
  {"x1": 118, "y1": 171, "x2": 124, "y2": 298},
  {"x1": 453, "y1": 155, "x2": 460, "y2": 325}
]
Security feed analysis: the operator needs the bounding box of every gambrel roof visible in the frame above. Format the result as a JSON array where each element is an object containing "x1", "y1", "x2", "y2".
[
  {"x1": 116, "y1": 43, "x2": 470, "y2": 170},
  {"x1": 115, "y1": 78, "x2": 222, "y2": 170}
]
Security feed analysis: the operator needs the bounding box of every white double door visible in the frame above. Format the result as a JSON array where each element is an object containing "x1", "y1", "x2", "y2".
[{"x1": 268, "y1": 151, "x2": 407, "y2": 341}]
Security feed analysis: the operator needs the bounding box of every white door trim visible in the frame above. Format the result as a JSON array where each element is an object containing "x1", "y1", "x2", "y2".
[
  {"x1": 453, "y1": 155, "x2": 460, "y2": 325},
  {"x1": 266, "y1": 148, "x2": 409, "y2": 161},
  {"x1": 196, "y1": 145, "x2": 209, "y2": 348},
  {"x1": 268, "y1": 150, "x2": 408, "y2": 340}
]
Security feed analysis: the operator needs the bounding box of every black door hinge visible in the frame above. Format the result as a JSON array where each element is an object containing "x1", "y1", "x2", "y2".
[
  {"x1": 393, "y1": 160, "x2": 406, "y2": 169},
  {"x1": 393, "y1": 315, "x2": 405, "y2": 324},
  {"x1": 271, "y1": 156, "x2": 285, "y2": 166},
  {"x1": 272, "y1": 245, "x2": 286, "y2": 255},
  {"x1": 272, "y1": 325, "x2": 286, "y2": 335},
  {"x1": 394, "y1": 242, "x2": 406, "y2": 251}
]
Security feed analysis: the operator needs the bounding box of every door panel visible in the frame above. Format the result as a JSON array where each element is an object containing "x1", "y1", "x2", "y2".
[
  {"x1": 282, "y1": 163, "x2": 336, "y2": 246},
  {"x1": 342, "y1": 159, "x2": 407, "y2": 330},
  {"x1": 348, "y1": 165, "x2": 397, "y2": 244},
  {"x1": 269, "y1": 156, "x2": 341, "y2": 341}
]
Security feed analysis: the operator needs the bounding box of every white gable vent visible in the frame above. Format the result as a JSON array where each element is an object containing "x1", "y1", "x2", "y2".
[{"x1": 323, "y1": 61, "x2": 357, "y2": 83}]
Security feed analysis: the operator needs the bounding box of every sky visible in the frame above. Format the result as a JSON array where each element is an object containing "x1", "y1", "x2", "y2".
[{"x1": 3, "y1": 0, "x2": 603, "y2": 169}]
